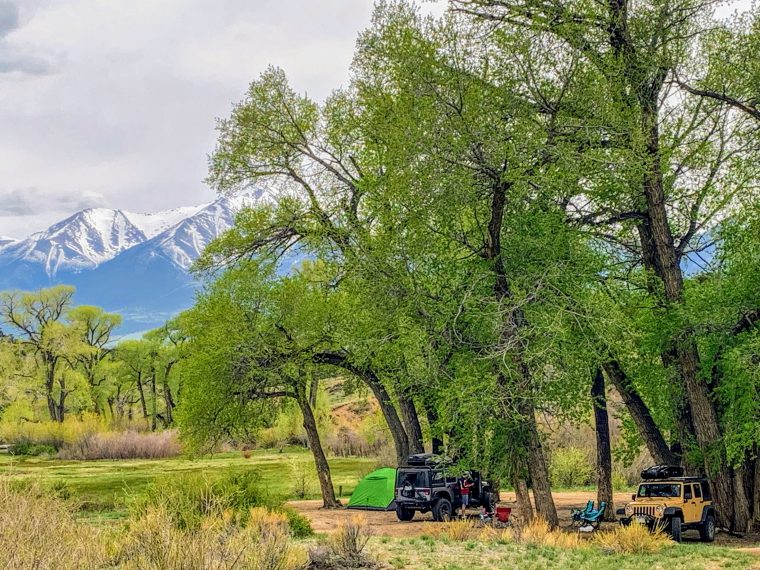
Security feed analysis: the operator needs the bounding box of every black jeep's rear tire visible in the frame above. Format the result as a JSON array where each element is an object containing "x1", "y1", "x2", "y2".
[
  {"x1": 669, "y1": 517, "x2": 682, "y2": 543},
  {"x1": 699, "y1": 514, "x2": 716, "y2": 542},
  {"x1": 396, "y1": 505, "x2": 415, "y2": 522},
  {"x1": 432, "y1": 497, "x2": 452, "y2": 522}
]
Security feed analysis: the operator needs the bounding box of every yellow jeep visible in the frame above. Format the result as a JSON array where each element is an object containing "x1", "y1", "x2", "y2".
[{"x1": 618, "y1": 476, "x2": 717, "y2": 542}]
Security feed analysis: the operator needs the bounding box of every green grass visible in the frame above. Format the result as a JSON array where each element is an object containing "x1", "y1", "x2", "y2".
[
  {"x1": 0, "y1": 447, "x2": 373, "y2": 521},
  {"x1": 372, "y1": 538, "x2": 758, "y2": 570}
]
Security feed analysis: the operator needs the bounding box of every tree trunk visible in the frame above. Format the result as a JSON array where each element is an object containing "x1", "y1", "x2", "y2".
[
  {"x1": 44, "y1": 355, "x2": 60, "y2": 422},
  {"x1": 522, "y1": 398, "x2": 559, "y2": 528},
  {"x1": 753, "y1": 452, "x2": 760, "y2": 529},
  {"x1": 603, "y1": 360, "x2": 678, "y2": 465},
  {"x1": 164, "y1": 384, "x2": 175, "y2": 426},
  {"x1": 514, "y1": 477, "x2": 534, "y2": 522},
  {"x1": 639, "y1": 99, "x2": 745, "y2": 530},
  {"x1": 297, "y1": 388, "x2": 340, "y2": 508},
  {"x1": 398, "y1": 388, "x2": 424, "y2": 455},
  {"x1": 309, "y1": 378, "x2": 319, "y2": 409},
  {"x1": 423, "y1": 401, "x2": 443, "y2": 455},
  {"x1": 150, "y1": 368, "x2": 157, "y2": 432},
  {"x1": 592, "y1": 368, "x2": 615, "y2": 521},
  {"x1": 484, "y1": 178, "x2": 558, "y2": 527},
  {"x1": 312, "y1": 353, "x2": 410, "y2": 465},
  {"x1": 136, "y1": 372, "x2": 149, "y2": 420}
]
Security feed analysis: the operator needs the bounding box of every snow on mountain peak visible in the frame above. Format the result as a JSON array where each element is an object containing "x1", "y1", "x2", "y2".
[
  {"x1": 124, "y1": 205, "x2": 206, "y2": 239},
  {"x1": 0, "y1": 188, "x2": 272, "y2": 277},
  {"x1": 0, "y1": 208, "x2": 147, "y2": 276}
]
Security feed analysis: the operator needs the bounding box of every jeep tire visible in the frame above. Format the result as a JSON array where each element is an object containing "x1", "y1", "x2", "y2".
[
  {"x1": 699, "y1": 514, "x2": 716, "y2": 542},
  {"x1": 396, "y1": 505, "x2": 415, "y2": 522},
  {"x1": 432, "y1": 497, "x2": 452, "y2": 522},
  {"x1": 669, "y1": 516, "x2": 682, "y2": 543}
]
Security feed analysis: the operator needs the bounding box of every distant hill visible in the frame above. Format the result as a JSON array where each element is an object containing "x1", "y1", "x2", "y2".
[{"x1": 0, "y1": 189, "x2": 303, "y2": 334}]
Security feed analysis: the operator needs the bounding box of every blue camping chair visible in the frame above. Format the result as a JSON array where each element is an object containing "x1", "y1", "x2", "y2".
[
  {"x1": 570, "y1": 500, "x2": 594, "y2": 527},
  {"x1": 579, "y1": 501, "x2": 607, "y2": 529}
]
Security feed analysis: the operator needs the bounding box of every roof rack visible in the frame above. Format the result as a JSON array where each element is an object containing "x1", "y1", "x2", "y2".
[{"x1": 403, "y1": 453, "x2": 451, "y2": 468}]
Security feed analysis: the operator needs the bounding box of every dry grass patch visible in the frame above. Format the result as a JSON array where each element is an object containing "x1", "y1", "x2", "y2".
[
  {"x1": 435, "y1": 519, "x2": 479, "y2": 541},
  {"x1": 116, "y1": 505, "x2": 307, "y2": 570},
  {"x1": 515, "y1": 518, "x2": 586, "y2": 549},
  {"x1": 0, "y1": 478, "x2": 107, "y2": 569},
  {"x1": 593, "y1": 521, "x2": 674, "y2": 554}
]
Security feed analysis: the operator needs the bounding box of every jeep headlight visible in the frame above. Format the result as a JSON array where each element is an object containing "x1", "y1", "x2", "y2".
[
  {"x1": 655, "y1": 505, "x2": 665, "y2": 517},
  {"x1": 625, "y1": 505, "x2": 633, "y2": 516}
]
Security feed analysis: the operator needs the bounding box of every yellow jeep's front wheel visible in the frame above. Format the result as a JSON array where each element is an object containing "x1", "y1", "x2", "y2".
[{"x1": 669, "y1": 517, "x2": 682, "y2": 543}]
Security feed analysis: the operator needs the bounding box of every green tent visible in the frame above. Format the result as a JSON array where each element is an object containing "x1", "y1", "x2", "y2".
[{"x1": 347, "y1": 468, "x2": 397, "y2": 511}]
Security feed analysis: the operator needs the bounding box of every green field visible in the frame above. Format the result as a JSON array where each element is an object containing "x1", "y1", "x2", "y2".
[
  {"x1": 370, "y1": 538, "x2": 758, "y2": 570},
  {"x1": 0, "y1": 448, "x2": 373, "y2": 521}
]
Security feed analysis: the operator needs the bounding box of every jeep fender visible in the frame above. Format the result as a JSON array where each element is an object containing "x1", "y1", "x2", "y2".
[
  {"x1": 435, "y1": 491, "x2": 452, "y2": 503},
  {"x1": 663, "y1": 507, "x2": 683, "y2": 519},
  {"x1": 700, "y1": 505, "x2": 717, "y2": 523}
]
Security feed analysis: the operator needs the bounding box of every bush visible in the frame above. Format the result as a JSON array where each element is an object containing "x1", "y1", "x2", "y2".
[
  {"x1": 309, "y1": 515, "x2": 378, "y2": 569},
  {"x1": 549, "y1": 447, "x2": 593, "y2": 488},
  {"x1": 0, "y1": 413, "x2": 107, "y2": 450},
  {"x1": 594, "y1": 522, "x2": 673, "y2": 554},
  {"x1": 612, "y1": 469, "x2": 630, "y2": 491},
  {"x1": 132, "y1": 469, "x2": 312, "y2": 537},
  {"x1": 9, "y1": 442, "x2": 58, "y2": 456},
  {"x1": 282, "y1": 506, "x2": 315, "y2": 539},
  {"x1": 58, "y1": 430, "x2": 181, "y2": 460}
]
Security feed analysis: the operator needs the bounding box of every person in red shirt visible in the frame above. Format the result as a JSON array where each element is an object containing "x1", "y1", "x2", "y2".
[{"x1": 460, "y1": 474, "x2": 474, "y2": 518}]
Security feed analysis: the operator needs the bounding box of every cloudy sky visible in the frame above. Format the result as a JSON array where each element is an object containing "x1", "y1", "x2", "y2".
[
  {"x1": 0, "y1": 0, "x2": 446, "y2": 239},
  {"x1": 0, "y1": 0, "x2": 749, "y2": 239}
]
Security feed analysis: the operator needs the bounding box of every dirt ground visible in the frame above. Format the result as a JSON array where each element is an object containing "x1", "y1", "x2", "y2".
[{"x1": 290, "y1": 491, "x2": 760, "y2": 546}]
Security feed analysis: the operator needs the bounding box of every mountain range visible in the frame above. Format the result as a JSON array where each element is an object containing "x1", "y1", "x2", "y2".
[{"x1": 0, "y1": 188, "x2": 299, "y2": 335}]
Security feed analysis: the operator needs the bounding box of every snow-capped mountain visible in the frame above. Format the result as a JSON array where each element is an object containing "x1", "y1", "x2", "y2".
[
  {"x1": 0, "y1": 209, "x2": 146, "y2": 276},
  {"x1": 0, "y1": 189, "x2": 287, "y2": 333},
  {"x1": 0, "y1": 236, "x2": 16, "y2": 249}
]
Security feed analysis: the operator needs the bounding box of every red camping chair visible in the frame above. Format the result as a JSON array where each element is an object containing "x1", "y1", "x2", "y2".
[{"x1": 495, "y1": 507, "x2": 511, "y2": 524}]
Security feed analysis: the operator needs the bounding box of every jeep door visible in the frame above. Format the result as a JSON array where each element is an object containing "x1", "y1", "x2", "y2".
[{"x1": 682, "y1": 484, "x2": 701, "y2": 524}]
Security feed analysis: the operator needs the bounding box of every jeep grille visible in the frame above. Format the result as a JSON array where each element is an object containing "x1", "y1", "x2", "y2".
[{"x1": 632, "y1": 506, "x2": 658, "y2": 517}]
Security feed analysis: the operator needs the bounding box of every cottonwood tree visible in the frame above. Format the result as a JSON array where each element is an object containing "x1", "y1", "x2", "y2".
[
  {"x1": 68, "y1": 306, "x2": 122, "y2": 414},
  {"x1": 178, "y1": 263, "x2": 341, "y2": 508},
  {"x1": 0, "y1": 287, "x2": 82, "y2": 422},
  {"x1": 456, "y1": 0, "x2": 760, "y2": 530}
]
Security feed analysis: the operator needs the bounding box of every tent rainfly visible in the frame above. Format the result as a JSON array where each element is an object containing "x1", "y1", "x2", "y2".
[{"x1": 347, "y1": 467, "x2": 397, "y2": 511}]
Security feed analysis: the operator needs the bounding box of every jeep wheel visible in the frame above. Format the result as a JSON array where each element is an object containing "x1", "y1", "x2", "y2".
[
  {"x1": 669, "y1": 517, "x2": 682, "y2": 543},
  {"x1": 432, "y1": 497, "x2": 452, "y2": 522},
  {"x1": 396, "y1": 505, "x2": 415, "y2": 522},
  {"x1": 699, "y1": 514, "x2": 716, "y2": 542}
]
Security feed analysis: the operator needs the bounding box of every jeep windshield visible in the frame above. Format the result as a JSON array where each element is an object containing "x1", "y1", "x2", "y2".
[{"x1": 637, "y1": 483, "x2": 681, "y2": 498}]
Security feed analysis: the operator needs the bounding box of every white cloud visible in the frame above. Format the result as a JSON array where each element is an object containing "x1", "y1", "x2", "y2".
[
  {"x1": 0, "y1": 0, "x2": 447, "y2": 238},
  {"x1": 1, "y1": 0, "x2": 743, "y2": 240}
]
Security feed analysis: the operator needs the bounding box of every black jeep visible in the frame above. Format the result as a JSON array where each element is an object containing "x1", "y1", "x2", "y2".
[{"x1": 394, "y1": 454, "x2": 494, "y2": 522}]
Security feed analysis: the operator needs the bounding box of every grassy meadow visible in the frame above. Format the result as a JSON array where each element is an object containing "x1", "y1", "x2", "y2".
[{"x1": 0, "y1": 447, "x2": 373, "y2": 522}]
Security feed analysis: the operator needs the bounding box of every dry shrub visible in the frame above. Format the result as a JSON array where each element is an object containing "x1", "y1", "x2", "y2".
[
  {"x1": 514, "y1": 518, "x2": 585, "y2": 549},
  {"x1": 0, "y1": 478, "x2": 107, "y2": 569},
  {"x1": 117, "y1": 506, "x2": 307, "y2": 570},
  {"x1": 437, "y1": 519, "x2": 477, "y2": 541},
  {"x1": 326, "y1": 427, "x2": 385, "y2": 458},
  {"x1": 59, "y1": 429, "x2": 181, "y2": 460},
  {"x1": 308, "y1": 515, "x2": 378, "y2": 570},
  {"x1": 593, "y1": 522, "x2": 673, "y2": 554}
]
